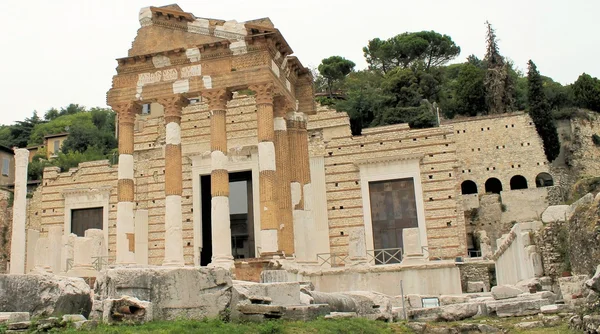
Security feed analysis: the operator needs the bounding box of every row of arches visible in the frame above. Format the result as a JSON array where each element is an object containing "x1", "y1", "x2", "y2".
[{"x1": 461, "y1": 173, "x2": 554, "y2": 195}]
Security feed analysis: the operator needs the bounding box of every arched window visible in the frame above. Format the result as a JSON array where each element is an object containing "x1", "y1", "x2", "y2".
[
  {"x1": 485, "y1": 178, "x2": 503, "y2": 194},
  {"x1": 535, "y1": 172, "x2": 554, "y2": 187},
  {"x1": 510, "y1": 175, "x2": 528, "y2": 190},
  {"x1": 461, "y1": 180, "x2": 478, "y2": 195}
]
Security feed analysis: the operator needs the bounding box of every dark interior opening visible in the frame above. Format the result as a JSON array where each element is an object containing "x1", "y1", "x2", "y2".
[
  {"x1": 510, "y1": 175, "x2": 528, "y2": 190},
  {"x1": 461, "y1": 180, "x2": 478, "y2": 195},
  {"x1": 484, "y1": 178, "x2": 503, "y2": 194}
]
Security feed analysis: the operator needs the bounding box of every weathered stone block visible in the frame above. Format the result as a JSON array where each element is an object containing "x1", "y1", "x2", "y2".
[
  {"x1": 541, "y1": 205, "x2": 569, "y2": 223},
  {"x1": 491, "y1": 285, "x2": 523, "y2": 300},
  {"x1": 0, "y1": 274, "x2": 92, "y2": 317},
  {"x1": 0, "y1": 312, "x2": 29, "y2": 324},
  {"x1": 94, "y1": 267, "x2": 231, "y2": 321},
  {"x1": 486, "y1": 298, "x2": 551, "y2": 317}
]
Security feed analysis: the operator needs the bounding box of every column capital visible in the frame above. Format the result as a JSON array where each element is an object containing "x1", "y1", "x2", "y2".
[
  {"x1": 157, "y1": 95, "x2": 189, "y2": 123},
  {"x1": 202, "y1": 89, "x2": 231, "y2": 111},
  {"x1": 249, "y1": 82, "x2": 275, "y2": 105},
  {"x1": 111, "y1": 102, "x2": 141, "y2": 125},
  {"x1": 273, "y1": 96, "x2": 295, "y2": 117}
]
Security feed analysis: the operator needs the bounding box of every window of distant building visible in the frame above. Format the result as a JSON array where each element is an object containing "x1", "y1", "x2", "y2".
[
  {"x1": 53, "y1": 140, "x2": 60, "y2": 154},
  {"x1": 1, "y1": 158, "x2": 9, "y2": 176}
]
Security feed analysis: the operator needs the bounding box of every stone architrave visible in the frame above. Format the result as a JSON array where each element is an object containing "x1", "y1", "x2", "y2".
[
  {"x1": 32, "y1": 237, "x2": 51, "y2": 273},
  {"x1": 9, "y1": 149, "x2": 29, "y2": 274},
  {"x1": 348, "y1": 228, "x2": 368, "y2": 265},
  {"x1": 47, "y1": 226, "x2": 63, "y2": 274},
  {"x1": 67, "y1": 237, "x2": 97, "y2": 277},
  {"x1": 401, "y1": 228, "x2": 426, "y2": 265}
]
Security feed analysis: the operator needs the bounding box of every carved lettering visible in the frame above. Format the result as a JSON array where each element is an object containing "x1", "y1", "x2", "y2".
[
  {"x1": 137, "y1": 71, "x2": 162, "y2": 85},
  {"x1": 181, "y1": 65, "x2": 202, "y2": 78},
  {"x1": 162, "y1": 68, "x2": 178, "y2": 81}
]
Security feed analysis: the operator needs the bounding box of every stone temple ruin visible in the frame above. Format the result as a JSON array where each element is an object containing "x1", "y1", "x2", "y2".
[{"x1": 2, "y1": 4, "x2": 600, "y2": 330}]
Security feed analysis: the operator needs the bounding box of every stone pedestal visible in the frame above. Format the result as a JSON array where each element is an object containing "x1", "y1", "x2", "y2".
[
  {"x1": 32, "y1": 237, "x2": 51, "y2": 273},
  {"x1": 67, "y1": 237, "x2": 97, "y2": 277},
  {"x1": 401, "y1": 228, "x2": 426, "y2": 265},
  {"x1": 348, "y1": 228, "x2": 368, "y2": 265},
  {"x1": 47, "y1": 226, "x2": 63, "y2": 273},
  {"x1": 61, "y1": 233, "x2": 77, "y2": 273},
  {"x1": 25, "y1": 229, "x2": 39, "y2": 273},
  {"x1": 9, "y1": 149, "x2": 29, "y2": 274}
]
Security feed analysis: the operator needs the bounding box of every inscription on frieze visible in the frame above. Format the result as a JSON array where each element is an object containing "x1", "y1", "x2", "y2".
[{"x1": 114, "y1": 65, "x2": 203, "y2": 89}]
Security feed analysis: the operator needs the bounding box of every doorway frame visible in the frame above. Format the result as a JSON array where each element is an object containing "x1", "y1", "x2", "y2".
[
  {"x1": 191, "y1": 150, "x2": 261, "y2": 266},
  {"x1": 355, "y1": 155, "x2": 428, "y2": 255}
]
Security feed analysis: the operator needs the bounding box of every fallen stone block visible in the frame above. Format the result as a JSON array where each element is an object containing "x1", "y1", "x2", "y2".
[
  {"x1": 541, "y1": 315, "x2": 561, "y2": 327},
  {"x1": 439, "y1": 295, "x2": 471, "y2": 306},
  {"x1": 408, "y1": 307, "x2": 442, "y2": 322},
  {"x1": 559, "y1": 275, "x2": 590, "y2": 306},
  {"x1": 585, "y1": 265, "x2": 600, "y2": 293},
  {"x1": 0, "y1": 274, "x2": 92, "y2": 318},
  {"x1": 486, "y1": 298, "x2": 551, "y2": 317},
  {"x1": 439, "y1": 302, "x2": 486, "y2": 321},
  {"x1": 36, "y1": 317, "x2": 60, "y2": 331},
  {"x1": 540, "y1": 304, "x2": 571, "y2": 314},
  {"x1": 281, "y1": 304, "x2": 330, "y2": 321},
  {"x1": 7, "y1": 321, "x2": 31, "y2": 330},
  {"x1": 238, "y1": 304, "x2": 285, "y2": 319},
  {"x1": 102, "y1": 296, "x2": 152, "y2": 324},
  {"x1": 0, "y1": 312, "x2": 29, "y2": 324},
  {"x1": 62, "y1": 314, "x2": 86, "y2": 323},
  {"x1": 307, "y1": 290, "x2": 393, "y2": 321},
  {"x1": 325, "y1": 312, "x2": 357, "y2": 319},
  {"x1": 516, "y1": 291, "x2": 557, "y2": 303},
  {"x1": 491, "y1": 285, "x2": 522, "y2": 300},
  {"x1": 541, "y1": 205, "x2": 569, "y2": 223},
  {"x1": 515, "y1": 321, "x2": 542, "y2": 329},
  {"x1": 94, "y1": 267, "x2": 231, "y2": 321}
]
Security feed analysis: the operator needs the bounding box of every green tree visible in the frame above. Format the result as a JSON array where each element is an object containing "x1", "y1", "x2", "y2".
[
  {"x1": 44, "y1": 108, "x2": 60, "y2": 121},
  {"x1": 483, "y1": 21, "x2": 514, "y2": 114},
  {"x1": 527, "y1": 60, "x2": 560, "y2": 162},
  {"x1": 10, "y1": 112, "x2": 43, "y2": 148},
  {"x1": 318, "y1": 56, "x2": 355, "y2": 97},
  {"x1": 454, "y1": 63, "x2": 487, "y2": 116},
  {"x1": 572, "y1": 73, "x2": 600, "y2": 112}
]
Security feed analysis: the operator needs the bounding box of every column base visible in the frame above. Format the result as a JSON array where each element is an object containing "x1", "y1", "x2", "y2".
[
  {"x1": 208, "y1": 257, "x2": 234, "y2": 271},
  {"x1": 162, "y1": 260, "x2": 186, "y2": 267}
]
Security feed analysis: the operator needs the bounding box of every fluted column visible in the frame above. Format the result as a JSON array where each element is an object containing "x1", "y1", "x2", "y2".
[
  {"x1": 273, "y1": 97, "x2": 294, "y2": 255},
  {"x1": 250, "y1": 83, "x2": 280, "y2": 256},
  {"x1": 202, "y1": 89, "x2": 234, "y2": 269},
  {"x1": 9, "y1": 148, "x2": 29, "y2": 274},
  {"x1": 112, "y1": 102, "x2": 139, "y2": 265},
  {"x1": 157, "y1": 95, "x2": 188, "y2": 267},
  {"x1": 288, "y1": 111, "x2": 315, "y2": 262}
]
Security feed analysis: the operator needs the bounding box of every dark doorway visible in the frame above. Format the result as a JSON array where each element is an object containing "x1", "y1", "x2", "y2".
[
  {"x1": 369, "y1": 178, "x2": 418, "y2": 264},
  {"x1": 461, "y1": 180, "x2": 478, "y2": 195},
  {"x1": 71, "y1": 207, "x2": 103, "y2": 237},
  {"x1": 510, "y1": 175, "x2": 528, "y2": 190},
  {"x1": 484, "y1": 178, "x2": 503, "y2": 194},
  {"x1": 200, "y1": 171, "x2": 255, "y2": 266},
  {"x1": 535, "y1": 172, "x2": 554, "y2": 187}
]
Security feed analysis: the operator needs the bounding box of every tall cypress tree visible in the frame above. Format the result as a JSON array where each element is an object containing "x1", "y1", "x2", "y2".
[
  {"x1": 484, "y1": 22, "x2": 514, "y2": 114},
  {"x1": 527, "y1": 60, "x2": 560, "y2": 162}
]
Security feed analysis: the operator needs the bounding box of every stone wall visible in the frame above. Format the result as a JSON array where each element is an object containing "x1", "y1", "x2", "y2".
[
  {"x1": 0, "y1": 189, "x2": 11, "y2": 273},
  {"x1": 447, "y1": 113, "x2": 553, "y2": 194},
  {"x1": 493, "y1": 221, "x2": 544, "y2": 285},
  {"x1": 534, "y1": 220, "x2": 566, "y2": 278},
  {"x1": 457, "y1": 261, "x2": 495, "y2": 293}
]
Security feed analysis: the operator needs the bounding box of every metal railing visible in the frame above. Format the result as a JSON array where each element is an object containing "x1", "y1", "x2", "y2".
[
  {"x1": 367, "y1": 248, "x2": 403, "y2": 265},
  {"x1": 317, "y1": 252, "x2": 349, "y2": 267},
  {"x1": 92, "y1": 256, "x2": 110, "y2": 272}
]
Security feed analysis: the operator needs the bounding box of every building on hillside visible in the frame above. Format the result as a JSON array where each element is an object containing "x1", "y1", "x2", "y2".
[
  {"x1": 26, "y1": 145, "x2": 46, "y2": 162},
  {"x1": 44, "y1": 133, "x2": 68, "y2": 159},
  {"x1": 0, "y1": 146, "x2": 14, "y2": 187},
  {"x1": 14, "y1": 4, "x2": 559, "y2": 294}
]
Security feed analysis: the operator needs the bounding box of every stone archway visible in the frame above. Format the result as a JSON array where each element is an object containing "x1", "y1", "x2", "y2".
[
  {"x1": 461, "y1": 180, "x2": 478, "y2": 195},
  {"x1": 484, "y1": 178, "x2": 503, "y2": 194},
  {"x1": 510, "y1": 175, "x2": 528, "y2": 190},
  {"x1": 535, "y1": 172, "x2": 554, "y2": 187}
]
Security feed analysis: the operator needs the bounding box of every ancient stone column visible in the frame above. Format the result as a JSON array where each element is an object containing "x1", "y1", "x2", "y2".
[
  {"x1": 47, "y1": 226, "x2": 63, "y2": 273},
  {"x1": 9, "y1": 148, "x2": 29, "y2": 274},
  {"x1": 273, "y1": 97, "x2": 294, "y2": 256},
  {"x1": 202, "y1": 89, "x2": 234, "y2": 269},
  {"x1": 157, "y1": 95, "x2": 189, "y2": 267},
  {"x1": 249, "y1": 83, "x2": 280, "y2": 256},
  {"x1": 287, "y1": 111, "x2": 315, "y2": 262},
  {"x1": 33, "y1": 237, "x2": 51, "y2": 273},
  {"x1": 112, "y1": 102, "x2": 139, "y2": 265}
]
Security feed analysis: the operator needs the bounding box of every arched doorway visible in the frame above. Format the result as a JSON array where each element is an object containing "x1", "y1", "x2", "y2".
[
  {"x1": 485, "y1": 178, "x2": 503, "y2": 194},
  {"x1": 535, "y1": 173, "x2": 554, "y2": 187},
  {"x1": 461, "y1": 180, "x2": 478, "y2": 195},
  {"x1": 510, "y1": 175, "x2": 528, "y2": 190}
]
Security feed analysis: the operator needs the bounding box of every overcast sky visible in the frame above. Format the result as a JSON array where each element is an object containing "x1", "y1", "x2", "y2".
[{"x1": 1, "y1": 0, "x2": 598, "y2": 125}]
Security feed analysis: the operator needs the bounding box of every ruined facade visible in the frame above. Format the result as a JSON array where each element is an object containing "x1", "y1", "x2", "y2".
[{"x1": 20, "y1": 5, "x2": 565, "y2": 276}]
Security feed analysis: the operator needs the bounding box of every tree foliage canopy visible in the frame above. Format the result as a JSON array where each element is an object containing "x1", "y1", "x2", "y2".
[{"x1": 317, "y1": 56, "x2": 355, "y2": 97}]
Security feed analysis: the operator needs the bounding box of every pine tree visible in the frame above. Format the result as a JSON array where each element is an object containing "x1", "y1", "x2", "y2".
[
  {"x1": 527, "y1": 60, "x2": 560, "y2": 162},
  {"x1": 483, "y1": 22, "x2": 514, "y2": 114}
]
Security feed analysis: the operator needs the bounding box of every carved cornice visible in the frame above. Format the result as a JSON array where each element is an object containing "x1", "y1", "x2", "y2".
[
  {"x1": 354, "y1": 153, "x2": 424, "y2": 167},
  {"x1": 201, "y1": 89, "x2": 232, "y2": 111},
  {"x1": 249, "y1": 82, "x2": 275, "y2": 105},
  {"x1": 62, "y1": 185, "x2": 112, "y2": 198}
]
